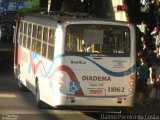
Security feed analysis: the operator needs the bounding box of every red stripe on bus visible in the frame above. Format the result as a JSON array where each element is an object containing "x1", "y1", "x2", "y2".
[
  {"x1": 17, "y1": 45, "x2": 21, "y2": 65},
  {"x1": 29, "y1": 52, "x2": 84, "y2": 96},
  {"x1": 54, "y1": 65, "x2": 84, "y2": 96}
]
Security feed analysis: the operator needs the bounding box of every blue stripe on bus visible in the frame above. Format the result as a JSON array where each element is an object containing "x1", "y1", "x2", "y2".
[
  {"x1": 83, "y1": 56, "x2": 136, "y2": 77},
  {"x1": 28, "y1": 53, "x2": 136, "y2": 78},
  {"x1": 28, "y1": 52, "x2": 55, "y2": 78},
  {"x1": 54, "y1": 54, "x2": 136, "y2": 77}
]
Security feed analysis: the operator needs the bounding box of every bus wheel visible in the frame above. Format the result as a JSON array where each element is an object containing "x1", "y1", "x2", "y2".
[{"x1": 36, "y1": 81, "x2": 46, "y2": 108}]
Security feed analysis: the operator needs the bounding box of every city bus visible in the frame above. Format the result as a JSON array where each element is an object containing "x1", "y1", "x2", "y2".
[{"x1": 13, "y1": 12, "x2": 136, "y2": 108}]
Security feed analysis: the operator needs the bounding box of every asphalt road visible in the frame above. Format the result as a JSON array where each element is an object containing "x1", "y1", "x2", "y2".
[
  {"x1": 0, "y1": 60, "x2": 97, "y2": 120},
  {"x1": 0, "y1": 60, "x2": 160, "y2": 120}
]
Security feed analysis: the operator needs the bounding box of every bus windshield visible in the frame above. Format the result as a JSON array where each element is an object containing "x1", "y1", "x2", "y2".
[{"x1": 65, "y1": 24, "x2": 130, "y2": 55}]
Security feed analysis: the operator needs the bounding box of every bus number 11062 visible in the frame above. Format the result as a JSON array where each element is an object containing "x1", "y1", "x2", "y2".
[{"x1": 108, "y1": 87, "x2": 125, "y2": 92}]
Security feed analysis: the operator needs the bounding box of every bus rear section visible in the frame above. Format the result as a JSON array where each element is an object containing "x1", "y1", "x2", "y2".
[
  {"x1": 50, "y1": 21, "x2": 136, "y2": 107},
  {"x1": 14, "y1": 13, "x2": 136, "y2": 108}
]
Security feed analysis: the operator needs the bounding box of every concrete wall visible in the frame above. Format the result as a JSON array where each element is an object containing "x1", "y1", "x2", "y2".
[
  {"x1": 111, "y1": 0, "x2": 128, "y2": 21},
  {"x1": 92, "y1": 0, "x2": 128, "y2": 21}
]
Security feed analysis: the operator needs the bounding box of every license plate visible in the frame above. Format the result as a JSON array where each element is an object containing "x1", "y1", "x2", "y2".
[{"x1": 87, "y1": 88, "x2": 105, "y2": 96}]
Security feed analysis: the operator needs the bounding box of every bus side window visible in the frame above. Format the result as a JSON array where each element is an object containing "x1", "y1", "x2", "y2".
[
  {"x1": 23, "y1": 22, "x2": 28, "y2": 48},
  {"x1": 31, "y1": 39, "x2": 36, "y2": 52},
  {"x1": 23, "y1": 36, "x2": 27, "y2": 47},
  {"x1": 20, "y1": 22, "x2": 23, "y2": 33},
  {"x1": 42, "y1": 43, "x2": 47, "y2": 57},
  {"x1": 47, "y1": 45, "x2": 54, "y2": 60},
  {"x1": 18, "y1": 22, "x2": 23, "y2": 45},
  {"x1": 37, "y1": 26, "x2": 42, "y2": 40},
  {"x1": 31, "y1": 24, "x2": 37, "y2": 52},
  {"x1": 27, "y1": 37, "x2": 31, "y2": 49},
  {"x1": 24, "y1": 22, "x2": 27, "y2": 34},
  {"x1": 36, "y1": 41, "x2": 41, "y2": 54},
  {"x1": 47, "y1": 29, "x2": 55, "y2": 60},
  {"x1": 28, "y1": 23, "x2": 32, "y2": 36},
  {"x1": 19, "y1": 34, "x2": 23, "y2": 45},
  {"x1": 32, "y1": 24, "x2": 37, "y2": 38},
  {"x1": 42, "y1": 27, "x2": 48, "y2": 57},
  {"x1": 27, "y1": 23, "x2": 32, "y2": 49},
  {"x1": 48, "y1": 29, "x2": 55, "y2": 44},
  {"x1": 43, "y1": 27, "x2": 48, "y2": 42},
  {"x1": 36, "y1": 26, "x2": 42, "y2": 54}
]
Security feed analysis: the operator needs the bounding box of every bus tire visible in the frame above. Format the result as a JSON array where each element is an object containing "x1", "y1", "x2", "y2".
[{"x1": 36, "y1": 81, "x2": 46, "y2": 108}]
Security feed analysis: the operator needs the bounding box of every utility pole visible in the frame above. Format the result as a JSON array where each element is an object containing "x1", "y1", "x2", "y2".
[
  {"x1": 39, "y1": 0, "x2": 63, "y2": 12},
  {"x1": 48, "y1": 0, "x2": 51, "y2": 12}
]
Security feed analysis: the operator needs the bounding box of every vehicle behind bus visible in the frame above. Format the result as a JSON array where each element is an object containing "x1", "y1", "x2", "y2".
[
  {"x1": 0, "y1": 11, "x2": 19, "y2": 60},
  {"x1": 14, "y1": 12, "x2": 136, "y2": 108}
]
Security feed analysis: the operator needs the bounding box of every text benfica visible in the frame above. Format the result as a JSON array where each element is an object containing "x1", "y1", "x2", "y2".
[{"x1": 82, "y1": 76, "x2": 111, "y2": 81}]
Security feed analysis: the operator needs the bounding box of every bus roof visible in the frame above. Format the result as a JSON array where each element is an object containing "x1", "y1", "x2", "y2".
[{"x1": 22, "y1": 12, "x2": 132, "y2": 27}]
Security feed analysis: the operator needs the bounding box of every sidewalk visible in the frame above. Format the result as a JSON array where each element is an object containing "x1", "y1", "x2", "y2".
[
  {"x1": 133, "y1": 100, "x2": 160, "y2": 114},
  {"x1": 133, "y1": 82, "x2": 160, "y2": 114}
]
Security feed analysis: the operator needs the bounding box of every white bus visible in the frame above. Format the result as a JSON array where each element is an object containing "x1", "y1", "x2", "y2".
[{"x1": 13, "y1": 12, "x2": 136, "y2": 108}]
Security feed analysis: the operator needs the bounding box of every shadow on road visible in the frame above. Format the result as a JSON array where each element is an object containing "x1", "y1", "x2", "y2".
[
  {"x1": 0, "y1": 60, "x2": 14, "y2": 76},
  {"x1": 0, "y1": 60, "x2": 60, "y2": 120}
]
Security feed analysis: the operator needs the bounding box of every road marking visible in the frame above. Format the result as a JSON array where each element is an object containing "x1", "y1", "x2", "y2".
[{"x1": 0, "y1": 93, "x2": 16, "y2": 98}]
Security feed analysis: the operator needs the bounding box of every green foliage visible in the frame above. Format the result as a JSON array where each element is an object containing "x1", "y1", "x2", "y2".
[{"x1": 18, "y1": 0, "x2": 40, "y2": 13}]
